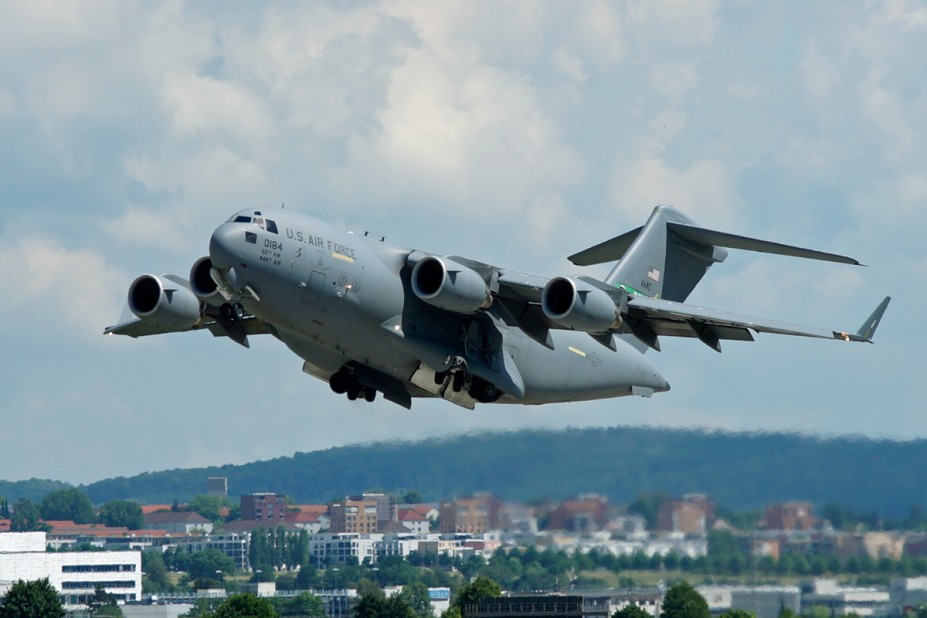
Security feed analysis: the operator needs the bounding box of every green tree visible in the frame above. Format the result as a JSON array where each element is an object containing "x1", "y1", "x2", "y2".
[
  {"x1": 0, "y1": 578, "x2": 66, "y2": 618},
  {"x1": 275, "y1": 591, "x2": 326, "y2": 617},
  {"x1": 213, "y1": 593, "x2": 278, "y2": 618},
  {"x1": 453, "y1": 576, "x2": 501, "y2": 611},
  {"x1": 40, "y1": 488, "x2": 94, "y2": 524},
  {"x1": 719, "y1": 611, "x2": 754, "y2": 618},
  {"x1": 355, "y1": 590, "x2": 389, "y2": 618},
  {"x1": 142, "y1": 551, "x2": 171, "y2": 592},
  {"x1": 98, "y1": 500, "x2": 144, "y2": 530},
  {"x1": 399, "y1": 582, "x2": 433, "y2": 618},
  {"x1": 661, "y1": 581, "x2": 710, "y2": 618},
  {"x1": 402, "y1": 491, "x2": 424, "y2": 504},
  {"x1": 613, "y1": 605, "x2": 653, "y2": 618},
  {"x1": 187, "y1": 548, "x2": 236, "y2": 580},
  {"x1": 0, "y1": 498, "x2": 10, "y2": 518},
  {"x1": 10, "y1": 499, "x2": 48, "y2": 532},
  {"x1": 188, "y1": 495, "x2": 230, "y2": 526},
  {"x1": 355, "y1": 591, "x2": 416, "y2": 618},
  {"x1": 628, "y1": 492, "x2": 669, "y2": 529},
  {"x1": 89, "y1": 584, "x2": 124, "y2": 617}
]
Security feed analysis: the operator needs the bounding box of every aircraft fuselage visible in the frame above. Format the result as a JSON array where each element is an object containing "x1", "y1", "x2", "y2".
[{"x1": 207, "y1": 209, "x2": 669, "y2": 406}]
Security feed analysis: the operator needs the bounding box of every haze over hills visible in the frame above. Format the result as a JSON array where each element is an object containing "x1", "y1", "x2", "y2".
[{"x1": 2, "y1": 427, "x2": 924, "y2": 517}]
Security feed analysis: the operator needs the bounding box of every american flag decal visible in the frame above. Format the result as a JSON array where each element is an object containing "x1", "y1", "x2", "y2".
[{"x1": 647, "y1": 268, "x2": 661, "y2": 282}]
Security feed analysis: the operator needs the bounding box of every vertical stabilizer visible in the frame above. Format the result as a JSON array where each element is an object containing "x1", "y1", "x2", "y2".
[{"x1": 600, "y1": 206, "x2": 727, "y2": 302}]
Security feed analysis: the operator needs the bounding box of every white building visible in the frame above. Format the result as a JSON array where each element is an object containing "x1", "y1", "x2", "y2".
[
  {"x1": 307, "y1": 532, "x2": 429, "y2": 566},
  {"x1": 0, "y1": 531, "x2": 142, "y2": 610}
]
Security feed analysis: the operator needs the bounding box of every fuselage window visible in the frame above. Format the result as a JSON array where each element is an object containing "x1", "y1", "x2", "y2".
[{"x1": 234, "y1": 216, "x2": 252, "y2": 223}]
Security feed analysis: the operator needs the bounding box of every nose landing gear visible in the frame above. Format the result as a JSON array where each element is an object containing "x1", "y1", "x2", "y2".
[{"x1": 218, "y1": 302, "x2": 245, "y2": 329}]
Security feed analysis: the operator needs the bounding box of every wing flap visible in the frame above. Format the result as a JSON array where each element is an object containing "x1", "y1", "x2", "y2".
[{"x1": 628, "y1": 296, "x2": 850, "y2": 342}]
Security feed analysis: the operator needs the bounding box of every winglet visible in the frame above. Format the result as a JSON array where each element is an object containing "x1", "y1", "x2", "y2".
[{"x1": 835, "y1": 296, "x2": 891, "y2": 343}]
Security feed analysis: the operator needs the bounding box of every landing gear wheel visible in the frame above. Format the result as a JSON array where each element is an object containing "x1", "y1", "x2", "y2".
[
  {"x1": 347, "y1": 386, "x2": 360, "y2": 401},
  {"x1": 233, "y1": 302, "x2": 245, "y2": 319},
  {"x1": 219, "y1": 303, "x2": 237, "y2": 327},
  {"x1": 434, "y1": 371, "x2": 448, "y2": 385},
  {"x1": 451, "y1": 371, "x2": 465, "y2": 393},
  {"x1": 364, "y1": 389, "x2": 377, "y2": 403},
  {"x1": 469, "y1": 377, "x2": 502, "y2": 403},
  {"x1": 329, "y1": 372, "x2": 349, "y2": 394}
]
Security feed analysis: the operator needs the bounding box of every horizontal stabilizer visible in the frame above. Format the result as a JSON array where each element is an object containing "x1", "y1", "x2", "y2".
[
  {"x1": 667, "y1": 222, "x2": 861, "y2": 266},
  {"x1": 568, "y1": 227, "x2": 643, "y2": 266}
]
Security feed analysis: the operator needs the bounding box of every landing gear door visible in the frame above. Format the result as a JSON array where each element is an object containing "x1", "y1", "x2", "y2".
[{"x1": 301, "y1": 271, "x2": 326, "y2": 305}]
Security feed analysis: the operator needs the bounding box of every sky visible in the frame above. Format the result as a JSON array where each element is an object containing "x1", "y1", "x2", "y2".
[{"x1": 1, "y1": 1, "x2": 925, "y2": 485}]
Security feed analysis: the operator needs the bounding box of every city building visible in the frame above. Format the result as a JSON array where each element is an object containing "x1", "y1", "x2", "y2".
[
  {"x1": 330, "y1": 500, "x2": 379, "y2": 534},
  {"x1": 545, "y1": 495, "x2": 609, "y2": 532},
  {"x1": 241, "y1": 493, "x2": 288, "y2": 524},
  {"x1": 890, "y1": 577, "x2": 927, "y2": 609},
  {"x1": 440, "y1": 494, "x2": 501, "y2": 534},
  {"x1": 349, "y1": 493, "x2": 397, "y2": 529},
  {"x1": 143, "y1": 511, "x2": 213, "y2": 534},
  {"x1": 170, "y1": 532, "x2": 251, "y2": 570},
  {"x1": 802, "y1": 579, "x2": 891, "y2": 616},
  {"x1": 764, "y1": 502, "x2": 816, "y2": 531},
  {"x1": 698, "y1": 586, "x2": 800, "y2": 618},
  {"x1": 207, "y1": 477, "x2": 229, "y2": 498},
  {"x1": 397, "y1": 508, "x2": 431, "y2": 535},
  {"x1": 0, "y1": 531, "x2": 142, "y2": 610},
  {"x1": 656, "y1": 494, "x2": 715, "y2": 534}
]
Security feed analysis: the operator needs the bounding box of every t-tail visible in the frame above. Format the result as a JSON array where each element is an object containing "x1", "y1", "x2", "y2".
[{"x1": 569, "y1": 204, "x2": 862, "y2": 303}]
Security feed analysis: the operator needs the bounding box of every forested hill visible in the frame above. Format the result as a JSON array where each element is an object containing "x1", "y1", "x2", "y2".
[
  {"x1": 63, "y1": 427, "x2": 921, "y2": 516},
  {"x1": 2, "y1": 427, "x2": 924, "y2": 517}
]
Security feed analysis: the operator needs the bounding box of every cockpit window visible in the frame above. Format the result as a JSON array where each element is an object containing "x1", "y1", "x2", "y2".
[{"x1": 228, "y1": 211, "x2": 275, "y2": 232}]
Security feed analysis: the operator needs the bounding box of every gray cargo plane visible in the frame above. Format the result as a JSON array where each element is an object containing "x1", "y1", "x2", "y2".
[{"x1": 106, "y1": 205, "x2": 890, "y2": 409}]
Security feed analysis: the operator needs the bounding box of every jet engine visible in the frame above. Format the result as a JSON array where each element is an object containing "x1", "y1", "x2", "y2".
[
  {"x1": 189, "y1": 256, "x2": 223, "y2": 303},
  {"x1": 127, "y1": 274, "x2": 201, "y2": 330},
  {"x1": 411, "y1": 256, "x2": 492, "y2": 314},
  {"x1": 541, "y1": 277, "x2": 622, "y2": 333}
]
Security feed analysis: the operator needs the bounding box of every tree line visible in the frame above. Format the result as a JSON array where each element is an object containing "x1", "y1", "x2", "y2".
[{"x1": 1, "y1": 489, "x2": 144, "y2": 532}]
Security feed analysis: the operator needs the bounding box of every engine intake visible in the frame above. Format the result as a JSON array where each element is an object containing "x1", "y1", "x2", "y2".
[
  {"x1": 411, "y1": 256, "x2": 492, "y2": 314},
  {"x1": 189, "y1": 256, "x2": 222, "y2": 302},
  {"x1": 542, "y1": 277, "x2": 622, "y2": 333},
  {"x1": 128, "y1": 274, "x2": 201, "y2": 330}
]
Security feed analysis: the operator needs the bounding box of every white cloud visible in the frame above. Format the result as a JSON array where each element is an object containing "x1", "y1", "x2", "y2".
[
  {"x1": 609, "y1": 157, "x2": 740, "y2": 227},
  {"x1": 551, "y1": 46, "x2": 589, "y2": 83},
  {"x1": 625, "y1": 0, "x2": 720, "y2": 47},
  {"x1": 881, "y1": 0, "x2": 927, "y2": 30},
  {"x1": 162, "y1": 73, "x2": 274, "y2": 145},
  {"x1": 0, "y1": 236, "x2": 125, "y2": 341}
]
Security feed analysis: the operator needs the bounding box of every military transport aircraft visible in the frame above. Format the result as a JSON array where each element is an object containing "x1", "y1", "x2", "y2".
[{"x1": 106, "y1": 205, "x2": 890, "y2": 409}]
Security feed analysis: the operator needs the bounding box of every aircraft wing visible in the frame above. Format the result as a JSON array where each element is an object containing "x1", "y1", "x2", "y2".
[
  {"x1": 622, "y1": 295, "x2": 890, "y2": 352},
  {"x1": 104, "y1": 273, "x2": 269, "y2": 347},
  {"x1": 493, "y1": 270, "x2": 889, "y2": 352}
]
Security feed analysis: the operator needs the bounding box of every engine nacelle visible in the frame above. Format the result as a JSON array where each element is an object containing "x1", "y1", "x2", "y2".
[
  {"x1": 542, "y1": 277, "x2": 622, "y2": 333},
  {"x1": 411, "y1": 256, "x2": 492, "y2": 314},
  {"x1": 189, "y1": 256, "x2": 222, "y2": 303},
  {"x1": 128, "y1": 274, "x2": 201, "y2": 330}
]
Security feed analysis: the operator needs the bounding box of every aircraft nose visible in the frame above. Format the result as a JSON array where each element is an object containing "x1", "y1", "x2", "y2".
[
  {"x1": 642, "y1": 369, "x2": 670, "y2": 393},
  {"x1": 209, "y1": 223, "x2": 243, "y2": 270},
  {"x1": 634, "y1": 361, "x2": 670, "y2": 395}
]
